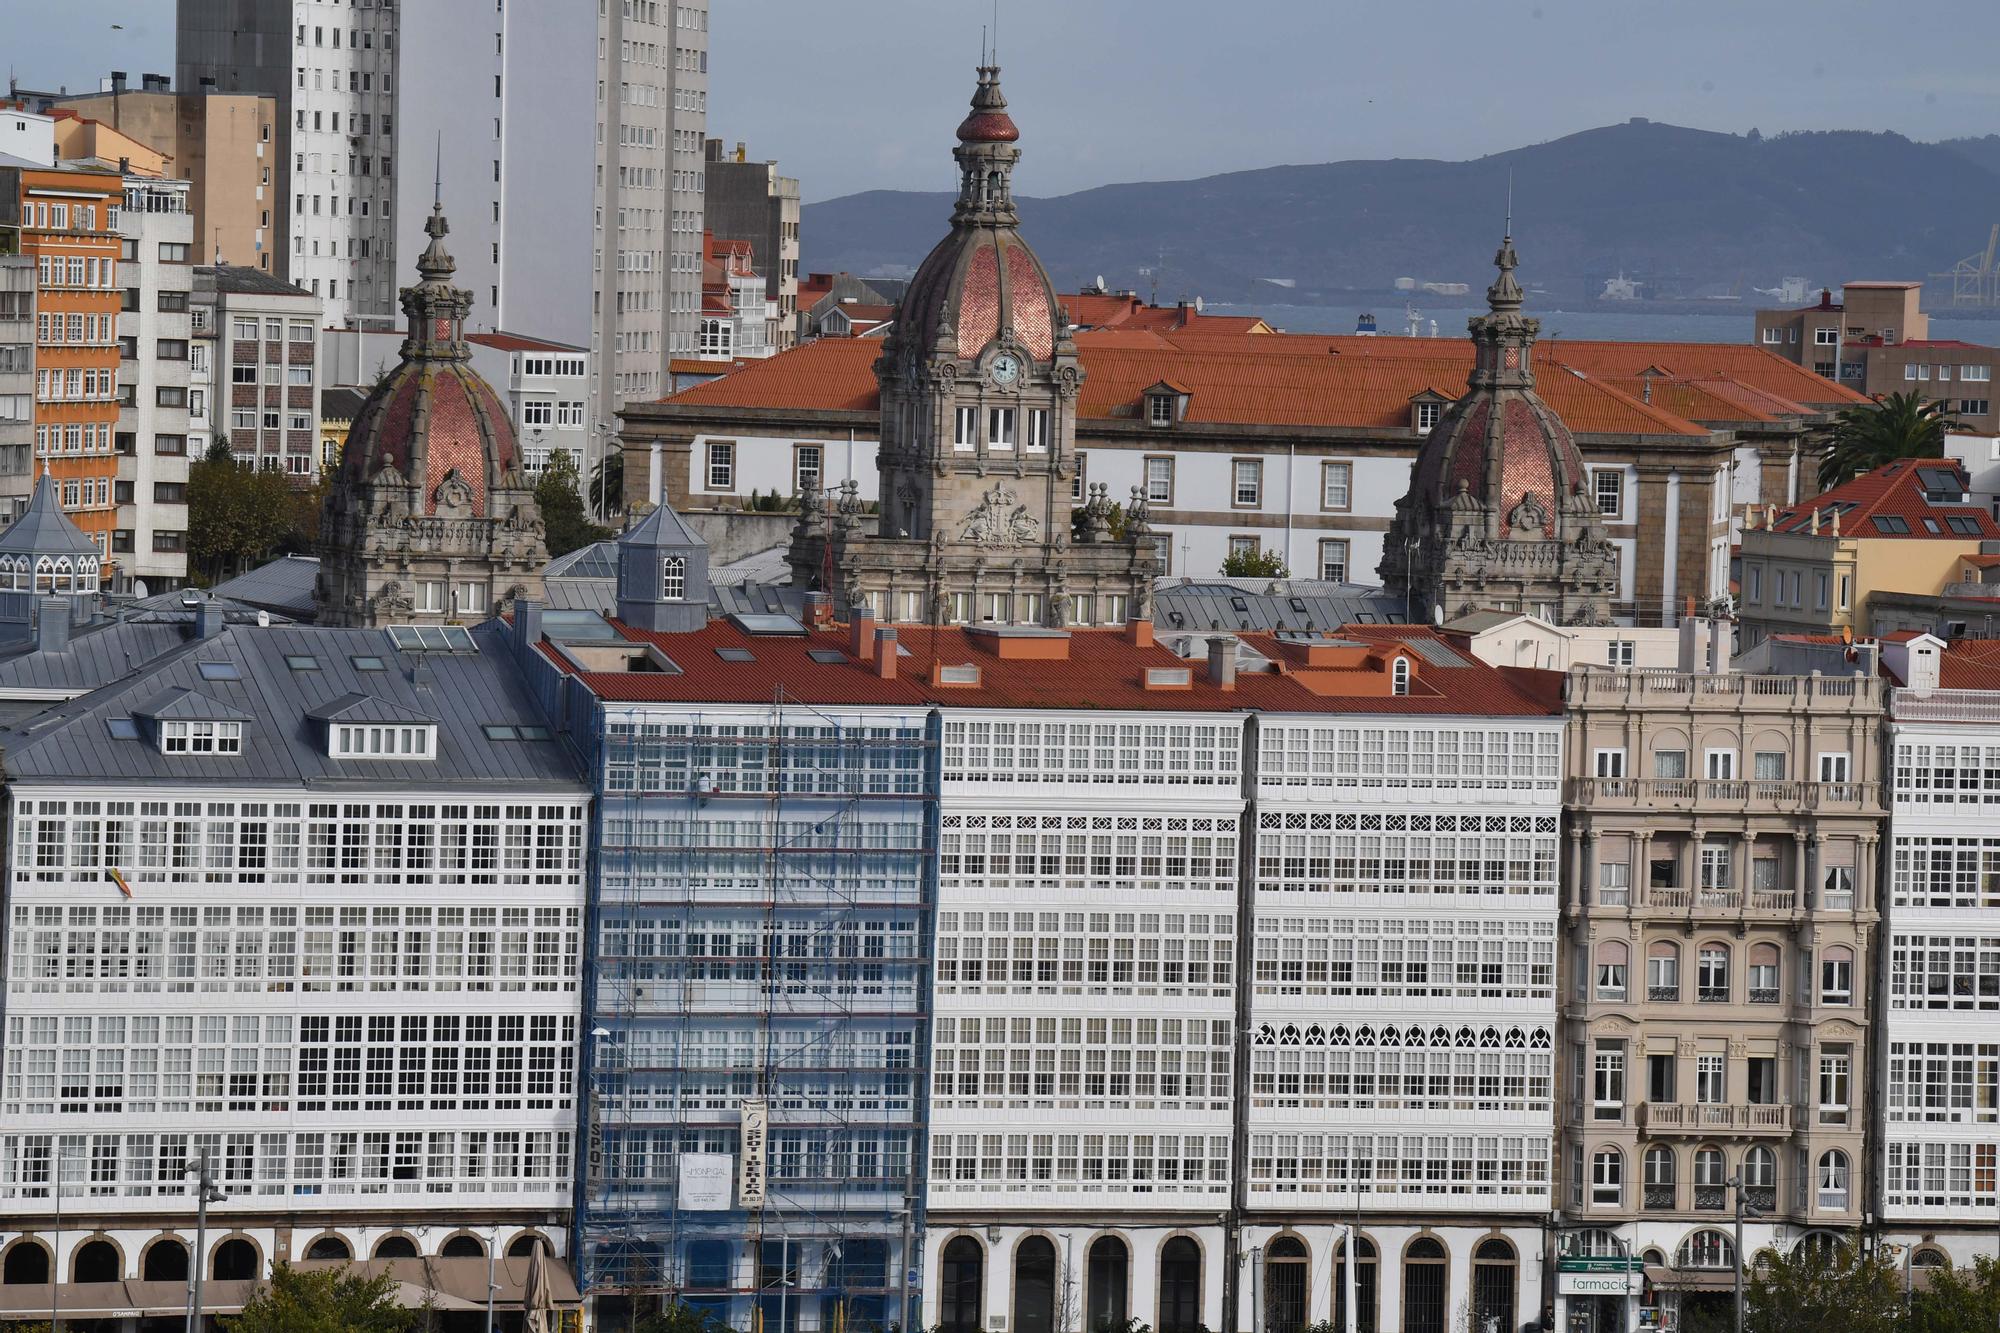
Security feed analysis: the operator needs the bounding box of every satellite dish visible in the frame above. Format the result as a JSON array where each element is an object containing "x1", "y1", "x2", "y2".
[
  {"x1": 1194, "y1": 296, "x2": 1205, "y2": 313},
  {"x1": 1432, "y1": 604, "x2": 1444, "y2": 626},
  {"x1": 1095, "y1": 274, "x2": 1104, "y2": 289},
  {"x1": 132, "y1": 579, "x2": 149, "y2": 598}
]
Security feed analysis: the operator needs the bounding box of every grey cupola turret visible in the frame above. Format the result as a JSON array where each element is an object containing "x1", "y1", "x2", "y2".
[
  {"x1": 0, "y1": 469, "x2": 105, "y2": 640},
  {"x1": 615, "y1": 502, "x2": 709, "y2": 633}
]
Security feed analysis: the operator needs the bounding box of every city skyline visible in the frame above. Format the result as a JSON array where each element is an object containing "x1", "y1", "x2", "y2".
[{"x1": 11, "y1": 1, "x2": 2000, "y2": 202}]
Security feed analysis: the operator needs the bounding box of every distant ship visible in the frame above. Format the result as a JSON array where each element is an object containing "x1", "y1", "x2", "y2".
[{"x1": 1599, "y1": 272, "x2": 1644, "y2": 301}]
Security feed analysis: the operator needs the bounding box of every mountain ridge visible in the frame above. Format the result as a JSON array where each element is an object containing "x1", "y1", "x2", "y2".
[{"x1": 799, "y1": 120, "x2": 2000, "y2": 306}]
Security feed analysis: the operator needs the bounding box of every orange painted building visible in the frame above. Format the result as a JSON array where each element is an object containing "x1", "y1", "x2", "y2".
[{"x1": 15, "y1": 161, "x2": 124, "y2": 569}]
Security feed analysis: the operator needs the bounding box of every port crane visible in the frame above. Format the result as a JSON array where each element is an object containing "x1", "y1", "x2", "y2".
[{"x1": 1931, "y1": 223, "x2": 2000, "y2": 307}]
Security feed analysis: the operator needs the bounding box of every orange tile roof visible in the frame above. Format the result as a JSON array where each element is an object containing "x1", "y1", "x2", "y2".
[
  {"x1": 660, "y1": 330, "x2": 1839, "y2": 438},
  {"x1": 466, "y1": 331, "x2": 585, "y2": 353},
  {"x1": 1936, "y1": 639, "x2": 2000, "y2": 690},
  {"x1": 548, "y1": 617, "x2": 1557, "y2": 716},
  {"x1": 1768, "y1": 459, "x2": 2000, "y2": 539}
]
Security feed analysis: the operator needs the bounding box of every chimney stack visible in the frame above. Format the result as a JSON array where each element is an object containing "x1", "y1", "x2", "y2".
[
  {"x1": 194, "y1": 598, "x2": 225, "y2": 640},
  {"x1": 847, "y1": 608, "x2": 877, "y2": 664},
  {"x1": 1206, "y1": 634, "x2": 1238, "y2": 691},
  {"x1": 110, "y1": 71, "x2": 127, "y2": 95},
  {"x1": 874, "y1": 627, "x2": 898, "y2": 679},
  {"x1": 33, "y1": 598, "x2": 70, "y2": 653},
  {"x1": 1125, "y1": 615, "x2": 1154, "y2": 649}
]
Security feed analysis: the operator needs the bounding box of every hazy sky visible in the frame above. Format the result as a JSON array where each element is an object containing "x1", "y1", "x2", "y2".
[{"x1": 15, "y1": 1, "x2": 1999, "y2": 202}]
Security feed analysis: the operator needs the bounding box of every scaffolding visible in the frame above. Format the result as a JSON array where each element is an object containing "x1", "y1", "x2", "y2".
[{"x1": 579, "y1": 695, "x2": 939, "y2": 1333}]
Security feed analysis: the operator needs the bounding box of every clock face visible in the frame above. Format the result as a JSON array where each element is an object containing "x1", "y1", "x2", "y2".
[{"x1": 989, "y1": 354, "x2": 1021, "y2": 387}]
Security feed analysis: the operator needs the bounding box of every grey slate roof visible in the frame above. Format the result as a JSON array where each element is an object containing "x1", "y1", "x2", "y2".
[
  {"x1": 542, "y1": 541, "x2": 804, "y2": 617},
  {"x1": 306, "y1": 691, "x2": 440, "y2": 725},
  {"x1": 0, "y1": 618, "x2": 206, "y2": 696},
  {"x1": 0, "y1": 472, "x2": 101, "y2": 558},
  {"x1": 206, "y1": 555, "x2": 323, "y2": 620},
  {"x1": 133, "y1": 686, "x2": 253, "y2": 722},
  {"x1": 321, "y1": 386, "x2": 369, "y2": 421},
  {"x1": 1152, "y1": 578, "x2": 1406, "y2": 634},
  {"x1": 0, "y1": 621, "x2": 585, "y2": 792},
  {"x1": 621, "y1": 503, "x2": 707, "y2": 550},
  {"x1": 211, "y1": 263, "x2": 315, "y2": 299}
]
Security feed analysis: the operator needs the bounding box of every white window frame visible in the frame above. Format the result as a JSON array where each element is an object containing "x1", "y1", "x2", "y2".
[
  {"x1": 1593, "y1": 748, "x2": 1627, "y2": 779},
  {"x1": 1025, "y1": 407, "x2": 1049, "y2": 452},
  {"x1": 661, "y1": 554, "x2": 686, "y2": 601},
  {"x1": 1317, "y1": 538, "x2": 1349, "y2": 584},
  {"x1": 954, "y1": 406, "x2": 977, "y2": 452},
  {"x1": 987, "y1": 406, "x2": 1015, "y2": 450},
  {"x1": 1816, "y1": 752, "x2": 1850, "y2": 783},
  {"x1": 1320, "y1": 460, "x2": 1352, "y2": 511},
  {"x1": 160, "y1": 719, "x2": 243, "y2": 755},
  {"x1": 1231, "y1": 459, "x2": 1262, "y2": 508},
  {"x1": 329, "y1": 723, "x2": 435, "y2": 759},
  {"x1": 1593, "y1": 469, "x2": 1623, "y2": 518},
  {"x1": 1144, "y1": 456, "x2": 1174, "y2": 504},
  {"x1": 1704, "y1": 749, "x2": 1738, "y2": 781},
  {"x1": 705, "y1": 441, "x2": 734, "y2": 491}
]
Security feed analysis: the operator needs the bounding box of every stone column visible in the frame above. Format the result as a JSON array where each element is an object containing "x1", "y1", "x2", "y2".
[
  {"x1": 1675, "y1": 466, "x2": 1717, "y2": 614},
  {"x1": 1793, "y1": 830, "x2": 1809, "y2": 914},
  {"x1": 1636, "y1": 830, "x2": 1654, "y2": 908},
  {"x1": 1634, "y1": 466, "x2": 1676, "y2": 626}
]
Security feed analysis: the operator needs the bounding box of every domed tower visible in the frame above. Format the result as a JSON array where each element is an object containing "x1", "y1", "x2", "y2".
[
  {"x1": 787, "y1": 65, "x2": 1158, "y2": 628},
  {"x1": 1380, "y1": 231, "x2": 1616, "y2": 625},
  {"x1": 316, "y1": 199, "x2": 546, "y2": 626}
]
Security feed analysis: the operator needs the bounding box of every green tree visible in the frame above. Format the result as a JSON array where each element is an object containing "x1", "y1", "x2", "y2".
[
  {"x1": 1220, "y1": 547, "x2": 1289, "y2": 578},
  {"x1": 1743, "y1": 1235, "x2": 1904, "y2": 1333},
  {"x1": 535, "y1": 448, "x2": 613, "y2": 558},
  {"x1": 1817, "y1": 389, "x2": 1969, "y2": 489},
  {"x1": 592, "y1": 448, "x2": 624, "y2": 520},
  {"x1": 187, "y1": 446, "x2": 303, "y2": 585},
  {"x1": 227, "y1": 1262, "x2": 421, "y2": 1333},
  {"x1": 1908, "y1": 1255, "x2": 2000, "y2": 1333}
]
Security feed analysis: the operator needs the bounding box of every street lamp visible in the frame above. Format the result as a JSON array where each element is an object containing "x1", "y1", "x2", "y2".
[
  {"x1": 186, "y1": 1151, "x2": 227, "y2": 1333},
  {"x1": 1726, "y1": 1173, "x2": 1765, "y2": 1333}
]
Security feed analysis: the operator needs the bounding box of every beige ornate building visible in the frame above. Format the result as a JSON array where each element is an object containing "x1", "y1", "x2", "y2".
[{"x1": 1555, "y1": 620, "x2": 1886, "y2": 1331}]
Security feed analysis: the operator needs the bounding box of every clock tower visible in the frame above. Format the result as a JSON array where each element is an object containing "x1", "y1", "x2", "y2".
[{"x1": 788, "y1": 64, "x2": 1158, "y2": 627}]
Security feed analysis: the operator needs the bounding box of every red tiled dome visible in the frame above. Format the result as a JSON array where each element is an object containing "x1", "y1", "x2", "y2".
[{"x1": 340, "y1": 361, "x2": 519, "y2": 518}]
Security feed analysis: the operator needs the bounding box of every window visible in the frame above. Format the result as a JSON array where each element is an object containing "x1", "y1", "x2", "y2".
[
  {"x1": 1148, "y1": 394, "x2": 1175, "y2": 427},
  {"x1": 156, "y1": 339, "x2": 188, "y2": 361},
  {"x1": 661, "y1": 555, "x2": 686, "y2": 601},
  {"x1": 1748, "y1": 944, "x2": 1779, "y2": 1003},
  {"x1": 1414, "y1": 401, "x2": 1441, "y2": 434},
  {"x1": 954, "y1": 406, "x2": 977, "y2": 451},
  {"x1": 1816, "y1": 752, "x2": 1850, "y2": 783},
  {"x1": 329, "y1": 724, "x2": 435, "y2": 759},
  {"x1": 455, "y1": 583, "x2": 487, "y2": 615},
  {"x1": 1145, "y1": 457, "x2": 1174, "y2": 504},
  {"x1": 158, "y1": 242, "x2": 191, "y2": 262},
  {"x1": 1817, "y1": 1047, "x2": 1851, "y2": 1125},
  {"x1": 1592, "y1": 1041, "x2": 1625, "y2": 1120},
  {"x1": 1762, "y1": 328, "x2": 1781, "y2": 344},
  {"x1": 793, "y1": 445, "x2": 822, "y2": 495},
  {"x1": 1608, "y1": 640, "x2": 1635, "y2": 668},
  {"x1": 1026, "y1": 408, "x2": 1049, "y2": 452},
  {"x1": 1320, "y1": 461, "x2": 1352, "y2": 510},
  {"x1": 521, "y1": 400, "x2": 553, "y2": 427},
  {"x1": 1647, "y1": 1053, "x2": 1675, "y2": 1103},
  {"x1": 417, "y1": 581, "x2": 444, "y2": 614},
  {"x1": 1697, "y1": 946, "x2": 1730, "y2": 1002},
  {"x1": 160, "y1": 720, "x2": 243, "y2": 755},
  {"x1": 1747, "y1": 566, "x2": 1762, "y2": 603},
  {"x1": 1814, "y1": 328, "x2": 1838, "y2": 346},
  {"x1": 1595, "y1": 941, "x2": 1628, "y2": 1001},
  {"x1": 1817, "y1": 1150, "x2": 1850, "y2": 1210},
  {"x1": 1228, "y1": 535, "x2": 1259, "y2": 560},
  {"x1": 1747, "y1": 1059, "x2": 1778, "y2": 1106},
  {"x1": 1752, "y1": 751, "x2": 1786, "y2": 781},
  {"x1": 1593, "y1": 749, "x2": 1627, "y2": 779},
  {"x1": 1647, "y1": 943, "x2": 1680, "y2": 1002},
  {"x1": 705, "y1": 442, "x2": 734, "y2": 491},
  {"x1": 1836, "y1": 573, "x2": 1851, "y2": 610},
  {"x1": 1594, "y1": 470, "x2": 1623, "y2": 518},
  {"x1": 1317, "y1": 539, "x2": 1349, "y2": 583},
  {"x1": 1654, "y1": 749, "x2": 1687, "y2": 780},
  {"x1": 1819, "y1": 948, "x2": 1852, "y2": 1006},
  {"x1": 988, "y1": 407, "x2": 1015, "y2": 450},
  {"x1": 1695, "y1": 1054, "x2": 1726, "y2": 1104},
  {"x1": 1704, "y1": 749, "x2": 1737, "y2": 781},
  {"x1": 1390, "y1": 657, "x2": 1410, "y2": 696},
  {"x1": 1232, "y1": 460, "x2": 1261, "y2": 508},
  {"x1": 1590, "y1": 1148, "x2": 1623, "y2": 1206}
]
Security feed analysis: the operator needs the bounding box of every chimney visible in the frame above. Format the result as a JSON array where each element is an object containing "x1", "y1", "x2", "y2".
[
  {"x1": 1818, "y1": 288, "x2": 1833, "y2": 309},
  {"x1": 118, "y1": 156, "x2": 130, "y2": 176},
  {"x1": 874, "y1": 627, "x2": 898, "y2": 679},
  {"x1": 1709, "y1": 618, "x2": 1733, "y2": 675},
  {"x1": 513, "y1": 597, "x2": 544, "y2": 659},
  {"x1": 1205, "y1": 634, "x2": 1238, "y2": 691},
  {"x1": 193, "y1": 598, "x2": 226, "y2": 639},
  {"x1": 1125, "y1": 615, "x2": 1154, "y2": 649},
  {"x1": 847, "y1": 608, "x2": 877, "y2": 664},
  {"x1": 33, "y1": 598, "x2": 70, "y2": 652},
  {"x1": 1677, "y1": 615, "x2": 1702, "y2": 673},
  {"x1": 110, "y1": 71, "x2": 127, "y2": 95},
  {"x1": 804, "y1": 591, "x2": 832, "y2": 628},
  {"x1": 199, "y1": 76, "x2": 216, "y2": 91},
  {"x1": 143, "y1": 73, "x2": 170, "y2": 93}
]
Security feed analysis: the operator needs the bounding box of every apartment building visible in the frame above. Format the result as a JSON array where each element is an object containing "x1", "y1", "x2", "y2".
[
  {"x1": 705, "y1": 139, "x2": 800, "y2": 351},
  {"x1": 0, "y1": 259, "x2": 31, "y2": 510},
  {"x1": 1736, "y1": 459, "x2": 2000, "y2": 646},
  {"x1": 0, "y1": 590, "x2": 591, "y2": 1320},
  {"x1": 697, "y1": 233, "x2": 773, "y2": 362},
  {"x1": 3, "y1": 151, "x2": 125, "y2": 565},
  {"x1": 1753, "y1": 282, "x2": 1999, "y2": 437},
  {"x1": 1557, "y1": 620, "x2": 1886, "y2": 1333},
  {"x1": 1877, "y1": 636, "x2": 2000, "y2": 1271},
  {"x1": 113, "y1": 175, "x2": 195, "y2": 589},
  {"x1": 54, "y1": 73, "x2": 280, "y2": 275},
  {"x1": 466, "y1": 332, "x2": 590, "y2": 478},
  {"x1": 203, "y1": 264, "x2": 322, "y2": 478}
]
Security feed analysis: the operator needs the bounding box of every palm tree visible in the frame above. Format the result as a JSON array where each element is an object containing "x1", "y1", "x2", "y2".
[
  {"x1": 1817, "y1": 390, "x2": 1968, "y2": 489},
  {"x1": 592, "y1": 448, "x2": 625, "y2": 521}
]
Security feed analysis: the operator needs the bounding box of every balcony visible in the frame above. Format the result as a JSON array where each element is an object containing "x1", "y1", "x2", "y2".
[
  {"x1": 1638, "y1": 1102, "x2": 1792, "y2": 1135},
  {"x1": 1568, "y1": 777, "x2": 1880, "y2": 815},
  {"x1": 1566, "y1": 670, "x2": 1886, "y2": 711}
]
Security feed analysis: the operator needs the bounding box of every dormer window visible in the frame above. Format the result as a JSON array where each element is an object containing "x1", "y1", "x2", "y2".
[
  {"x1": 329, "y1": 724, "x2": 433, "y2": 758},
  {"x1": 1415, "y1": 401, "x2": 1441, "y2": 434},
  {"x1": 1391, "y1": 656, "x2": 1411, "y2": 696},
  {"x1": 661, "y1": 554, "x2": 686, "y2": 601},
  {"x1": 1148, "y1": 394, "x2": 1175, "y2": 427},
  {"x1": 162, "y1": 719, "x2": 242, "y2": 754}
]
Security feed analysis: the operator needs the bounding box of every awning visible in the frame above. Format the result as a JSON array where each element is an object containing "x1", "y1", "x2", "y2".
[
  {"x1": 0, "y1": 1256, "x2": 580, "y2": 1319},
  {"x1": 1644, "y1": 1263, "x2": 1736, "y2": 1292}
]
